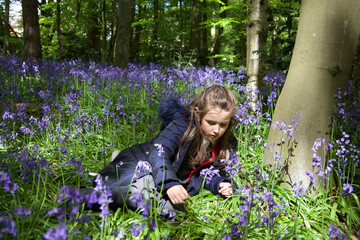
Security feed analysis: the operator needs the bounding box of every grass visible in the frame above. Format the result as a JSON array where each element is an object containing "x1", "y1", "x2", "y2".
[{"x1": 0, "y1": 55, "x2": 359, "y2": 239}]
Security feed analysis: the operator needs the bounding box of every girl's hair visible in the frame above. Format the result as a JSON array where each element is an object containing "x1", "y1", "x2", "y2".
[{"x1": 177, "y1": 85, "x2": 238, "y2": 165}]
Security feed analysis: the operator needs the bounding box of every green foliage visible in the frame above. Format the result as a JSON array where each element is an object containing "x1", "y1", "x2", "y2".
[{"x1": 2, "y1": 0, "x2": 301, "y2": 69}]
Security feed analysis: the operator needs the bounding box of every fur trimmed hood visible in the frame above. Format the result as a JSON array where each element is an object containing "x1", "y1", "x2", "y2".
[{"x1": 158, "y1": 96, "x2": 190, "y2": 131}]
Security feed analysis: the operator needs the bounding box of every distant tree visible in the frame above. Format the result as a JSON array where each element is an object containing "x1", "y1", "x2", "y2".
[
  {"x1": 246, "y1": 0, "x2": 269, "y2": 111},
  {"x1": 22, "y1": 0, "x2": 42, "y2": 60},
  {"x1": 130, "y1": 1, "x2": 144, "y2": 62},
  {"x1": 263, "y1": 0, "x2": 360, "y2": 193},
  {"x1": 100, "y1": 0, "x2": 107, "y2": 64},
  {"x1": 87, "y1": 0, "x2": 101, "y2": 60},
  {"x1": 189, "y1": 0, "x2": 201, "y2": 62},
  {"x1": 2, "y1": 0, "x2": 10, "y2": 55},
  {"x1": 150, "y1": 0, "x2": 159, "y2": 61},
  {"x1": 56, "y1": 0, "x2": 65, "y2": 58},
  {"x1": 114, "y1": 0, "x2": 130, "y2": 68},
  {"x1": 208, "y1": 0, "x2": 228, "y2": 66}
]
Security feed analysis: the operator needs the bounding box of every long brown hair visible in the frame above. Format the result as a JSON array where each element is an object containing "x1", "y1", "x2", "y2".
[{"x1": 177, "y1": 85, "x2": 238, "y2": 165}]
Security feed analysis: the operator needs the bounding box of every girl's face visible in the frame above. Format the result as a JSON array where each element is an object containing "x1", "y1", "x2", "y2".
[{"x1": 198, "y1": 107, "x2": 232, "y2": 143}]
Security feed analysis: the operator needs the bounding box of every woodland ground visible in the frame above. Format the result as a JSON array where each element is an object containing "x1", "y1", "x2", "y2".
[{"x1": 0, "y1": 55, "x2": 359, "y2": 239}]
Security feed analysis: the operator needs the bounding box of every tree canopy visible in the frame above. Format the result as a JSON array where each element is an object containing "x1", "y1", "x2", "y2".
[{"x1": 1, "y1": 0, "x2": 300, "y2": 70}]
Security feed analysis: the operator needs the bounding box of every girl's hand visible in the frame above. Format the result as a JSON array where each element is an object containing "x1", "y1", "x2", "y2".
[
  {"x1": 219, "y1": 182, "x2": 233, "y2": 197},
  {"x1": 166, "y1": 185, "x2": 189, "y2": 205}
]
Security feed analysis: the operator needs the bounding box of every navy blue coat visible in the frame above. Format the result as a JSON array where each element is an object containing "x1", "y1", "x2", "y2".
[{"x1": 97, "y1": 98, "x2": 238, "y2": 197}]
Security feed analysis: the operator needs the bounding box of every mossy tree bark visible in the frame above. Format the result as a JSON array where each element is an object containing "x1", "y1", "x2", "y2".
[
  {"x1": 246, "y1": 0, "x2": 269, "y2": 111},
  {"x1": 263, "y1": 0, "x2": 360, "y2": 193}
]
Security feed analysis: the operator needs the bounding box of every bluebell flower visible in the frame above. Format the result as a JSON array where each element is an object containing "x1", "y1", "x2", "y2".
[
  {"x1": 136, "y1": 161, "x2": 152, "y2": 174},
  {"x1": 149, "y1": 219, "x2": 156, "y2": 233},
  {"x1": 0, "y1": 171, "x2": 18, "y2": 194},
  {"x1": 154, "y1": 144, "x2": 165, "y2": 157},
  {"x1": 341, "y1": 183, "x2": 353, "y2": 197},
  {"x1": 43, "y1": 225, "x2": 68, "y2": 240},
  {"x1": 114, "y1": 228, "x2": 126, "y2": 239},
  {"x1": 200, "y1": 165, "x2": 220, "y2": 184},
  {"x1": 16, "y1": 206, "x2": 31, "y2": 216},
  {"x1": 0, "y1": 213, "x2": 17, "y2": 237}
]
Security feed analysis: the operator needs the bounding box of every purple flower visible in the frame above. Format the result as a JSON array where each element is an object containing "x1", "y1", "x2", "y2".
[
  {"x1": 129, "y1": 193, "x2": 143, "y2": 204},
  {"x1": 149, "y1": 219, "x2": 156, "y2": 233},
  {"x1": 138, "y1": 200, "x2": 150, "y2": 217},
  {"x1": 130, "y1": 222, "x2": 145, "y2": 237},
  {"x1": 200, "y1": 165, "x2": 220, "y2": 184},
  {"x1": 154, "y1": 144, "x2": 165, "y2": 157},
  {"x1": 16, "y1": 206, "x2": 31, "y2": 216},
  {"x1": 0, "y1": 171, "x2": 18, "y2": 194},
  {"x1": 43, "y1": 225, "x2": 68, "y2": 240},
  {"x1": 114, "y1": 228, "x2": 126, "y2": 239},
  {"x1": 221, "y1": 236, "x2": 231, "y2": 240},
  {"x1": 291, "y1": 181, "x2": 305, "y2": 197},
  {"x1": 136, "y1": 161, "x2": 152, "y2": 174},
  {"x1": 341, "y1": 183, "x2": 353, "y2": 197},
  {"x1": 48, "y1": 207, "x2": 62, "y2": 217},
  {"x1": 0, "y1": 213, "x2": 17, "y2": 237}
]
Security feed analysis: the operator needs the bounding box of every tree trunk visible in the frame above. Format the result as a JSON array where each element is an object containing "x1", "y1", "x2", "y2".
[
  {"x1": 108, "y1": 0, "x2": 117, "y2": 63},
  {"x1": 189, "y1": 0, "x2": 201, "y2": 63},
  {"x1": 130, "y1": 3, "x2": 143, "y2": 62},
  {"x1": 101, "y1": 0, "x2": 107, "y2": 64},
  {"x1": 263, "y1": 0, "x2": 360, "y2": 193},
  {"x1": 200, "y1": 0, "x2": 208, "y2": 66},
  {"x1": 22, "y1": 0, "x2": 42, "y2": 60},
  {"x1": 114, "y1": 0, "x2": 130, "y2": 69},
  {"x1": 56, "y1": 0, "x2": 65, "y2": 58},
  {"x1": 74, "y1": 0, "x2": 81, "y2": 24},
  {"x1": 87, "y1": 0, "x2": 101, "y2": 60},
  {"x1": 2, "y1": 0, "x2": 10, "y2": 55},
  {"x1": 179, "y1": 0, "x2": 183, "y2": 57},
  {"x1": 209, "y1": 0, "x2": 228, "y2": 66},
  {"x1": 210, "y1": 1, "x2": 216, "y2": 53},
  {"x1": 151, "y1": 0, "x2": 159, "y2": 61},
  {"x1": 350, "y1": 34, "x2": 360, "y2": 90},
  {"x1": 246, "y1": 0, "x2": 268, "y2": 111}
]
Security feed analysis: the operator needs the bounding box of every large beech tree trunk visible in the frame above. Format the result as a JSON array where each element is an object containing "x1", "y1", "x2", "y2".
[
  {"x1": 22, "y1": 0, "x2": 42, "y2": 60},
  {"x1": 114, "y1": 0, "x2": 130, "y2": 69},
  {"x1": 246, "y1": 0, "x2": 268, "y2": 110},
  {"x1": 263, "y1": 0, "x2": 360, "y2": 193}
]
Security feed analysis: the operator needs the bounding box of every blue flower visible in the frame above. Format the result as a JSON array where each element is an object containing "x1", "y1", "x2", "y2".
[
  {"x1": 43, "y1": 225, "x2": 68, "y2": 240},
  {"x1": 341, "y1": 183, "x2": 353, "y2": 197}
]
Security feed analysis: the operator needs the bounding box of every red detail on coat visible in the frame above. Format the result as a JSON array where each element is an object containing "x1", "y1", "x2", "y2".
[{"x1": 185, "y1": 145, "x2": 218, "y2": 184}]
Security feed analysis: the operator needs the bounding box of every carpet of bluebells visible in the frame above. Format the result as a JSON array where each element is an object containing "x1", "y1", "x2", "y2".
[{"x1": 0, "y1": 54, "x2": 359, "y2": 239}]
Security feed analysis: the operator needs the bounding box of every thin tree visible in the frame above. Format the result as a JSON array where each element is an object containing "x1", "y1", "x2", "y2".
[
  {"x1": 208, "y1": 0, "x2": 228, "y2": 66},
  {"x1": 246, "y1": 0, "x2": 269, "y2": 111},
  {"x1": 263, "y1": 0, "x2": 360, "y2": 193},
  {"x1": 2, "y1": 0, "x2": 10, "y2": 55},
  {"x1": 87, "y1": 0, "x2": 101, "y2": 60},
  {"x1": 189, "y1": 0, "x2": 201, "y2": 63},
  {"x1": 114, "y1": 0, "x2": 130, "y2": 69},
  {"x1": 151, "y1": 0, "x2": 159, "y2": 61},
  {"x1": 56, "y1": 0, "x2": 65, "y2": 58},
  {"x1": 101, "y1": 0, "x2": 107, "y2": 64},
  {"x1": 22, "y1": 0, "x2": 42, "y2": 60}
]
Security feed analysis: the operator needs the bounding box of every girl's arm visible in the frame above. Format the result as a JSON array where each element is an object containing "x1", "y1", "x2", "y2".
[{"x1": 148, "y1": 119, "x2": 189, "y2": 191}]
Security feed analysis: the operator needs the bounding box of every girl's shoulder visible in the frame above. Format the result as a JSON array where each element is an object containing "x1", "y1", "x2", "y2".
[{"x1": 158, "y1": 96, "x2": 190, "y2": 131}]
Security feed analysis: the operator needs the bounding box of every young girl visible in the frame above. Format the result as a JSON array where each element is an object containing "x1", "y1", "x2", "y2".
[{"x1": 82, "y1": 84, "x2": 238, "y2": 216}]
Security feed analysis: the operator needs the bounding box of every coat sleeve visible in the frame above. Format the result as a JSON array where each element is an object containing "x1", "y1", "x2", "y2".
[{"x1": 148, "y1": 120, "x2": 188, "y2": 191}]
